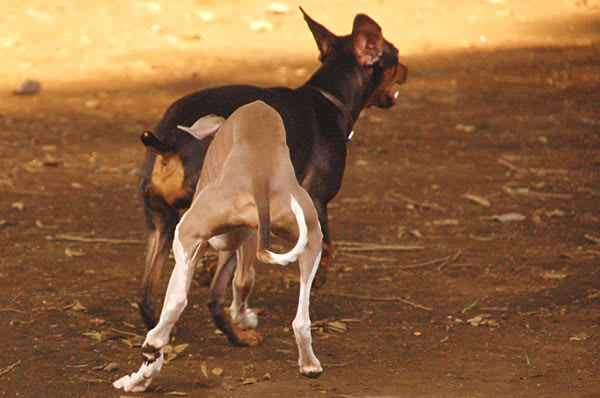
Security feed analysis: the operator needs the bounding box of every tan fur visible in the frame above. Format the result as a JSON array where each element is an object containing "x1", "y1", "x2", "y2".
[{"x1": 150, "y1": 155, "x2": 192, "y2": 207}]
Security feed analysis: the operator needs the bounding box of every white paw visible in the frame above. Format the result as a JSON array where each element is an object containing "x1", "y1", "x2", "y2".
[
  {"x1": 299, "y1": 361, "x2": 323, "y2": 378},
  {"x1": 230, "y1": 306, "x2": 258, "y2": 329},
  {"x1": 240, "y1": 308, "x2": 258, "y2": 329},
  {"x1": 113, "y1": 354, "x2": 164, "y2": 392}
]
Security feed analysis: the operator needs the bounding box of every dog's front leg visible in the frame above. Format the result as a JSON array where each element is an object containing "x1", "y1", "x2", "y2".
[{"x1": 114, "y1": 223, "x2": 207, "y2": 392}]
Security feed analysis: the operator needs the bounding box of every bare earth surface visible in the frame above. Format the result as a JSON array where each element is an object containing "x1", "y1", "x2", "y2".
[{"x1": 1, "y1": 1, "x2": 599, "y2": 397}]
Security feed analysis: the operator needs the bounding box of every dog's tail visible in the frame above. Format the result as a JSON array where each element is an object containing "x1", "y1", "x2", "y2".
[{"x1": 256, "y1": 194, "x2": 308, "y2": 266}]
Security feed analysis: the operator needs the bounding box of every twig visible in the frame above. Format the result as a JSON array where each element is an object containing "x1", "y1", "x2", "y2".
[
  {"x1": 54, "y1": 234, "x2": 142, "y2": 245},
  {"x1": 0, "y1": 360, "x2": 21, "y2": 377},
  {"x1": 336, "y1": 241, "x2": 424, "y2": 252},
  {"x1": 327, "y1": 292, "x2": 433, "y2": 311},
  {"x1": 584, "y1": 234, "x2": 600, "y2": 244},
  {"x1": 385, "y1": 190, "x2": 445, "y2": 211},
  {"x1": 437, "y1": 250, "x2": 462, "y2": 271},
  {"x1": 0, "y1": 308, "x2": 27, "y2": 314},
  {"x1": 340, "y1": 252, "x2": 397, "y2": 262},
  {"x1": 323, "y1": 361, "x2": 353, "y2": 368},
  {"x1": 498, "y1": 158, "x2": 527, "y2": 174}
]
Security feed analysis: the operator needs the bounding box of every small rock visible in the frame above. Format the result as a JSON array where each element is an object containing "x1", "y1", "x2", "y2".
[{"x1": 14, "y1": 79, "x2": 41, "y2": 95}]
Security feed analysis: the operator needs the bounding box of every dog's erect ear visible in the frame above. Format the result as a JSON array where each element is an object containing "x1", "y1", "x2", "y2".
[
  {"x1": 141, "y1": 131, "x2": 174, "y2": 156},
  {"x1": 178, "y1": 115, "x2": 225, "y2": 141},
  {"x1": 352, "y1": 14, "x2": 384, "y2": 66},
  {"x1": 300, "y1": 7, "x2": 337, "y2": 61}
]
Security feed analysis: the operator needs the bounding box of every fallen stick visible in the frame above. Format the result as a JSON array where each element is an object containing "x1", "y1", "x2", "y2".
[
  {"x1": 327, "y1": 292, "x2": 433, "y2": 311},
  {"x1": 0, "y1": 307, "x2": 27, "y2": 314},
  {"x1": 498, "y1": 158, "x2": 527, "y2": 174},
  {"x1": 54, "y1": 234, "x2": 142, "y2": 245},
  {"x1": 437, "y1": 250, "x2": 462, "y2": 271},
  {"x1": 0, "y1": 360, "x2": 21, "y2": 377},
  {"x1": 584, "y1": 234, "x2": 600, "y2": 244},
  {"x1": 385, "y1": 190, "x2": 446, "y2": 211},
  {"x1": 341, "y1": 252, "x2": 397, "y2": 262},
  {"x1": 336, "y1": 241, "x2": 424, "y2": 252}
]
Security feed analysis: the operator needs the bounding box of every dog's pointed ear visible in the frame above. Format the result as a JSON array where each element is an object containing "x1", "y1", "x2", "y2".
[
  {"x1": 352, "y1": 14, "x2": 384, "y2": 66},
  {"x1": 178, "y1": 115, "x2": 225, "y2": 141},
  {"x1": 300, "y1": 7, "x2": 337, "y2": 61}
]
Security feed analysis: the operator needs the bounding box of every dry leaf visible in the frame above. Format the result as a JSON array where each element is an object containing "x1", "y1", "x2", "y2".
[
  {"x1": 433, "y1": 219, "x2": 459, "y2": 226},
  {"x1": 174, "y1": 343, "x2": 189, "y2": 354},
  {"x1": 489, "y1": 213, "x2": 526, "y2": 223},
  {"x1": 242, "y1": 377, "x2": 257, "y2": 385},
  {"x1": 462, "y1": 193, "x2": 490, "y2": 208},
  {"x1": 11, "y1": 202, "x2": 24, "y2": 211},
  {"x1": 201, "y1": 362, "x2": 208, "y2": 378},
  {"x1": 263, "y1": 372, "x2": 271, "y2": 381},
  {"x1": 467, "y1": 314, "x2": 499, "y2": 327},
  {"x1": 212, "y1": 367, "x2": 224, "y2": 376},
  {"x1": 64, "y1": 299, "x2": 87, "y2": 311},
  {"x1": 103, "y1": 362, "x2": 118, "y2": 372},
  {"x1": 455, "y1": 124, "x2": 476, "y2": 132},
  {"x1": 83, "y1": 331, "x2": 103, "y2": 342},
  {"x1": 569, "y1": 332, "x2": 588, "y2": 342},
  {"x1": 542, "y1": 270, "x2": 567, "y2": 280},
  {"x1": 327, "y1": 321, "x2": 347, "y2": 333},
  {"x1": 65, "y1": 248, "x2": 85, "y2": 257}
]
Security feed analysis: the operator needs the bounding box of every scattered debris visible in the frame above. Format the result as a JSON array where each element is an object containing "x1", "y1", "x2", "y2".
[
  {"x1": 65, "y1": 247, "x2": 85, "y2": 257},
  {"x1": 327, "y1": 292, "x2": 433, "y2": 311},
  {"x1": 64, "y1": 299, "x2": 87, "y2": 311},
  {"x1": 433, "y1": 218, "x2": 459, "y2": 226},
  {"x1": 503, "y1": 186, "x2": 572, "y2": 200},
  {"x1": 385, "y1": 190, "x2": 446, "y2": 211},
  {"x1": 266, "y1": 3, "x2": 290, "y2": 14},
  {"x1": 0, "y1": 360, "x2": 21, "y2": 377},
  {"x1": 487, "y1": 212, "x2": 526, "y2": 223},
  {"x1": 55, "y1": 234, "x2": 142, "y2": 245},
  {"x1": 462, "y1": 299, "x2": 479, "y2": 313},
  {"x1": 242, "y1": 377, "x2": 257, "y2": 385},
  {"x1": 10, "y1": 202, "x2": 24, "y2": 211},
  {"x1": 250, "y1": 20, "x2": 273, "y2": 32},
  {"x1": 569, "y1": 332, "x2": 589, "y2": 342},
  {"x1": 103, "y1": 362, "x2": 119, "y2": 372},
  {"x1": 542, "y1": 270, "x2": 567, "y2": 280},
  {"x1": 462, "y1": 193, "x2": 491, "y2": 208},
  {"x1": 212, "y1": 367, "x2": 224, "y2": 376},
  {"x1": 467, "y1": 314, "x2": 499, "y2": 327},
  {"x1": 455, "y1": 123, "x2": 476, "y2": 132},
  {"x1": 337, "y1": 240, "x2": 424, "y2": 252},
  {"x1": 164, "y1": 343, "x2": 189, "y2": 362},
  {"x1": 584, "y1": 234, "x2": 600, "y2": 244}
]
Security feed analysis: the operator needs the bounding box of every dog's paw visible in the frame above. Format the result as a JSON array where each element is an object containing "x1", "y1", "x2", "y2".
[
  {"x1": 231, "y1": 324, "x2": 264, "y2": 346},
  {"x1": 113, "y1": 354, "x2": 164, "y2": 392},
  {"x1": 299, "y1": 362, "x2": 323, "y2": 378}
]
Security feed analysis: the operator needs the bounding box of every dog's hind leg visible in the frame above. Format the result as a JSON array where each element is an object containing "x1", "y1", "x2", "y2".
[
  {"x1": 291, "y1": 195, "x2": 323, "y2": 377},
  {"x1": 230, "y1": 234, "x2": 258, "y2": 329}
]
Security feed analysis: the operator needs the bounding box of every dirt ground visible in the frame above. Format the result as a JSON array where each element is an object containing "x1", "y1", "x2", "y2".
[{"x1": 1, "y1": 1, "x2": 599, "y2": 397}]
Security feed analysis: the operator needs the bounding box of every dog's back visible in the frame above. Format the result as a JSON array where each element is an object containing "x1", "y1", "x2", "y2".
[{"x1": 197, "y1": 101, "x2": 290, "y2": 194}]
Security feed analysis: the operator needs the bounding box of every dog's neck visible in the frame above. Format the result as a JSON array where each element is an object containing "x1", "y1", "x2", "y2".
[{"x1": 304, "y1": 62, "x2": 371, "y2": 138}]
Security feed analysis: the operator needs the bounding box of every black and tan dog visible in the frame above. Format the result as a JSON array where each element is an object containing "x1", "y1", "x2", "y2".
[{"x1": 137, "y1": 8, "x2": 407, "y2": 344}]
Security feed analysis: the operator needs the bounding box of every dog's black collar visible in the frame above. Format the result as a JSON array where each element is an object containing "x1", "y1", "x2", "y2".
[{"x1": 311, "y1": 87, "x2": 354, "y2": 140}]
